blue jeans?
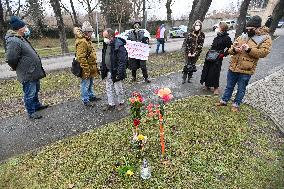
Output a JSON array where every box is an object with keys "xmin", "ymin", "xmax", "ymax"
[
  {"xmin": 81, "ymin": 78, "xmax": 96, "ymax": 103},
  {"xmin": 221, "ymin": 70, "xmax": 251, "ymax": 107},
  {"xmin": 156, "ymin": 38, "xmax": 165, "ymax": 53},
  {"xmin": 22, "ymin": 80, "xmax": 42, "ymax": 115}
]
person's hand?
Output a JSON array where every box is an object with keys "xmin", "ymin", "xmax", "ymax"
[
  {"xmin": 191, "ymin": 53, "xmax": 196, "ymax": 57},
  {"xmin": 241, "ymin": 44, "xmax": 249, "ymax": 51},
  {"xmin": 234, "ymin": 47, "xmax": 242, "ymax": 53},
  {"xmin": 188, "ymin": 53, "xmax": 192, "ymax": 57}
]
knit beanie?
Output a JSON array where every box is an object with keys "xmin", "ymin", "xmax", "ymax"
[
  {"xmin": 10, "ymin": 16, "xmax": 26, "ymax": 30},
  {"xmin": 82, "ymin": 21, "xmax": 93, "ymax": 32},
  {"xmin": 246, "ymin": 15, "xmax": 262, "ymax": 28}
]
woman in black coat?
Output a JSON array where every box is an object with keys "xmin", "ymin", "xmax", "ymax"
[{"xmin": 200, "ymin": 22, "xmax": 232, "ymax": 95}]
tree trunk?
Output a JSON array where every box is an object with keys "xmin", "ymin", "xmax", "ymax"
[
  {"xmin": 142, "ymin": 0, "xmax": 146, "ymax": 29},
  {"xmin": 27, "ymin": 0, "xmax": 45, "ymax": 38},
  {"xmin": 235, "ymin": 0, "xmax": 251, "ymax": 39},
  {"xmin": 0, "ymin": 0, "xmax": 6, "ymax": 49},
  {"xmin": 269, "ymin": 0, "xmax": 284, "ymax": 36},
  {"xmin": 70, "ymin": 0, "xmax": 79, "ymax": 26},
  {"xmin": 166, "ymin": 0, "xmax": 172, "ymax": 25},
  {"xmin": 50, "ymin": 0, "xmax": 69, "ymax": 54},
  {"xmin": 187, "ymin": 0, "xmax": 212, "ymax": 33}
]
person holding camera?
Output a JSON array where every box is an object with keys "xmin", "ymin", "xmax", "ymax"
[{"xmin": 216, "ymin": 16, "xmax": 272, "ymax": 112}]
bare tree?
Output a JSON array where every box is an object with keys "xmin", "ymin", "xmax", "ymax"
[
  {"xmin": 132, "ymin": 0, "xmax": 143, "ymax": 20},
  {"xmin": 235, "ymin": 0, "xmax": 251, "ymax": 39},
  {"xmin": 166, "ymin": 0, "xmax": 174, "ymax": 25},
  {"xmin": 0, "ymin": 0, "xmax": 6, "ymax": 48},
  {"xmin": 78, "ymin": 0, "xmax": 98, "ymax": 29},
  {"xmin": 26, "ymin": 0, "xmax": 45, "ymax": 37},
  {"xmin": 100, "ymin": 0, "xmax": 132, "ymax": 28},
  {"xmin": 69, "ymin": 0, "xmax": 79, "ymax": 26},
  {"xmin": 269, "ymin": 0, "xmax": 284, "ymax": 36},
  {"xmin": 187, "ymin": 0, "xmax": 213, "ymax": 32},
  {"xmin": 50, "ymin": 0, "xmax": 69, "ymax": 54}
]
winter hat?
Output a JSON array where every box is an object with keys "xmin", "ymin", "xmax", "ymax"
[
  {"xmin": 132, "ymin": 21, "xmax": 141, "ymax": 28},
  {"xmin": 82, "ymin": 21, "xmax": 93, "ymax": 32},
  {"xmin": 10, "ymin": 16, "xmax": 26, "ymax": 30},
  {"xmin": 246, "ymin": 15, "xmax": 262, "ymax": 28}
]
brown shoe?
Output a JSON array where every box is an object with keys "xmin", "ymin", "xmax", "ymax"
[
  {"xmin": 215, "ymin": 101, "xmax": 227, "ymax": 106},
  {"xmin": 231, "ymin": 106, "xmax": 240, "ymax": 112}
]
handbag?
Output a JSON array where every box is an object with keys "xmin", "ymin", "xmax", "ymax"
[
  {"xmin": 205, "ymin": 50, "xmax": 220, "ymax": 62},
  {"xmin": 71, "ymin": 58, "xmax": 82, "ymax": 77}
]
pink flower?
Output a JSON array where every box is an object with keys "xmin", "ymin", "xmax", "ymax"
[{"xmin": 162, "ymin": 94, "xmax": 173, "ymax": 103}]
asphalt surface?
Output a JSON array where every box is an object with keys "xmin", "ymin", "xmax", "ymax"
[
  {"xmin": 0, "ymin": 30, "xmax": 231, "ymax": 79},
  {"xmin": 0, "ymin": 30, "xmax": 283, "ymax": 162}
]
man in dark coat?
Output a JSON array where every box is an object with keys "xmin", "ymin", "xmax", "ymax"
[
  {"xmin": 5, "ymin": 16, "xmax": 48, "ymax": 119},
  {"xmin": 127, "ymin": 21, "xmax": 151, "ymax": 83},
  {"xmin": 101, "ymin": 28, "xmax": 128, "ymax": 111}
]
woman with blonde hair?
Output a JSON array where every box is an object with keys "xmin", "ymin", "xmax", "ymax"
[{"xmin": 200, "ymin": 22, "xmax": 232, "ymax": 95}]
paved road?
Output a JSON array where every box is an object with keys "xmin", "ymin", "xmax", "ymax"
[
  {"xmin": 0, "ymin": 30, "xmax": 233, "ymax": 79},
  {"xmin": 0, "ymin": 31, "xmax": 283, "ymax": 162}
]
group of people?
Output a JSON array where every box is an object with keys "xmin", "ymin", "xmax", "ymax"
[
  {"xmin": 5, "ymin": 15, "xmax": 272, "ymax": 119},
  {"xmin": 182, "ymin": 15, "xmax": 272, "ymax": 112}
]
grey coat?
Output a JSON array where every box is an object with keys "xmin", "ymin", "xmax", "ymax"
[{"xmin": 5, "ymin": 30, "xmax": 46, "ymax": 83}]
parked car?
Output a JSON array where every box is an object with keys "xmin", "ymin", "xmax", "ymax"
[
  {"xmin": 277, "ymin": 20, "xmax": 284, "ymax": 28},
  {"xmin": 117, "ymin": 29, "xmax": 151, "ymax": 41},
  {"xmin": 169, "ymin": 25, "xmax": 187, "ymax": 38},
  {"xmin": 212, "ymin": 20, "xmax": 236, "ymax": 31}
]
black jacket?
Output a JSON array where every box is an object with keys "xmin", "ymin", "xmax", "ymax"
[
  {"xmin": 101, "ymin": 37, "xmax": 128, "ymax": 82},
  {"xmin": 210, "ymin": 31, "xmax": 232, "ymax": 56}
]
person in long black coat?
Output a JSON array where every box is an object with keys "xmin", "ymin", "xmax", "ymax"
[{"xmin": 200, "ymin": 22, "xmax": 232, "ymax": 95}]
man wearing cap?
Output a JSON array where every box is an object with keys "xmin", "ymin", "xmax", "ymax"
[
  {"xmin": 74, "ymin": 21, "xmax": 100, "ymax": 107},
  {"xmin": 127, "ymin": 21, "xmax": 151, "ymax": 83},
  {"xmin": 216, "ymin": 15, "xmax": 272, "ymax": 112},
  {"xmin": 5, "ymin": 16, "xmax": 47, "ymax": 119}
]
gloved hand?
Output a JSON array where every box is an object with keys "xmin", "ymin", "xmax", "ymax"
[{"xmin": 218, "ymin": 54, "xmax": 224, "ymax": 59}]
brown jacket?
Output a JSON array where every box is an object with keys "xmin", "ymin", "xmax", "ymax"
[
  {"xmin": 74, "ymin": 27, "xmax": 99, "ymax": 79},
  {"xmin": 228, "ymin": 26, "xmax": 272, "ymax": 75}
]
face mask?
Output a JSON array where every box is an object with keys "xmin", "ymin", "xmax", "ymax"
[
  {"xmin": 104, "ymin": 38, "xmax": 110, "ymax": 44},
  {"xmin": 195, "ymin": 25, "xmax": 201, "ymax": 31},
  {"xmin": 246, "ymin": 30, "xmax": 255, "ymax": 37},
  {"xmin": 24, "ymin": 28, "xmax": 31, "ymax": 38}
]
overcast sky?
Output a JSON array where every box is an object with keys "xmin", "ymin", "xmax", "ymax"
[{"xmin": 51, "ymin": 0, "xmax": 239, "ymax": 20}]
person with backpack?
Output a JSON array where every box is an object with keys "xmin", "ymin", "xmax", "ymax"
[
  {"xmin": 101, "ymin": 28, "xmax": 128, "ymax": 111},
  {"xmin": 216, "ymin": 16, "xmax": 272, "ymax": 112},
  {"xmin": 156, "ymin": 24, "xmax": 166, "ymax": 54},
  {"xmin": 74, "ymin": 21, "xmax": 101, "ymax": 107}
]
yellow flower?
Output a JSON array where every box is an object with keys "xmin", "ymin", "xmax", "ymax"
[
  {"xmin": 126, "ymin": 170, "xmax": 134, "ymax": 176},
  {"xmin": 137, "ymin": 134, "xmax": 145, "ymax": 141}
]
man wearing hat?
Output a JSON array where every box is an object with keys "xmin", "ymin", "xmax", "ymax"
[
  {"xmin": 74, "ymin": 21, "xmax": 100, "ymax": 107},
  {"xmin": 216, "ymin": 15, "xmax": 272, "ymax": 112},
  {"xmin": 5, "ymin": 16, "xmax": 47, "ymax": 119},
  {"xmin": 127, "ymin": 21, "xmax": 151, "ymax": 83}
]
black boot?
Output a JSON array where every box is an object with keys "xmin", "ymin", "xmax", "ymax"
[{"xmin": 182, "ymin": 73, "xmax": 187, "ymax": 84}]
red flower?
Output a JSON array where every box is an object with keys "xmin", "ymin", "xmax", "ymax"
[
  {"xmin": 162, "ymin": 94, "xmax": 173, "ymax": 103},
  {"xmin": 133, "ymin": 119, "xmax": 140, "ymax": 127}
]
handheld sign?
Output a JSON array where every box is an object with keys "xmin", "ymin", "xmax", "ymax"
[{"xmin": 125, "ymin": 40, "xmax": 150, "ymax": 61}]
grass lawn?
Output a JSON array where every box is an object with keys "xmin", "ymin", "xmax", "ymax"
[
  {"xmin": 0, "ymin": 38, "xmax": 77, "ymax": 63},
  {"xmin": 0, "ymin": 50, "xmax": 199, "ymax": 118},
  {"xmin": 0, "ymin": 96, "xmax": 283, "ymax": 188}
]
